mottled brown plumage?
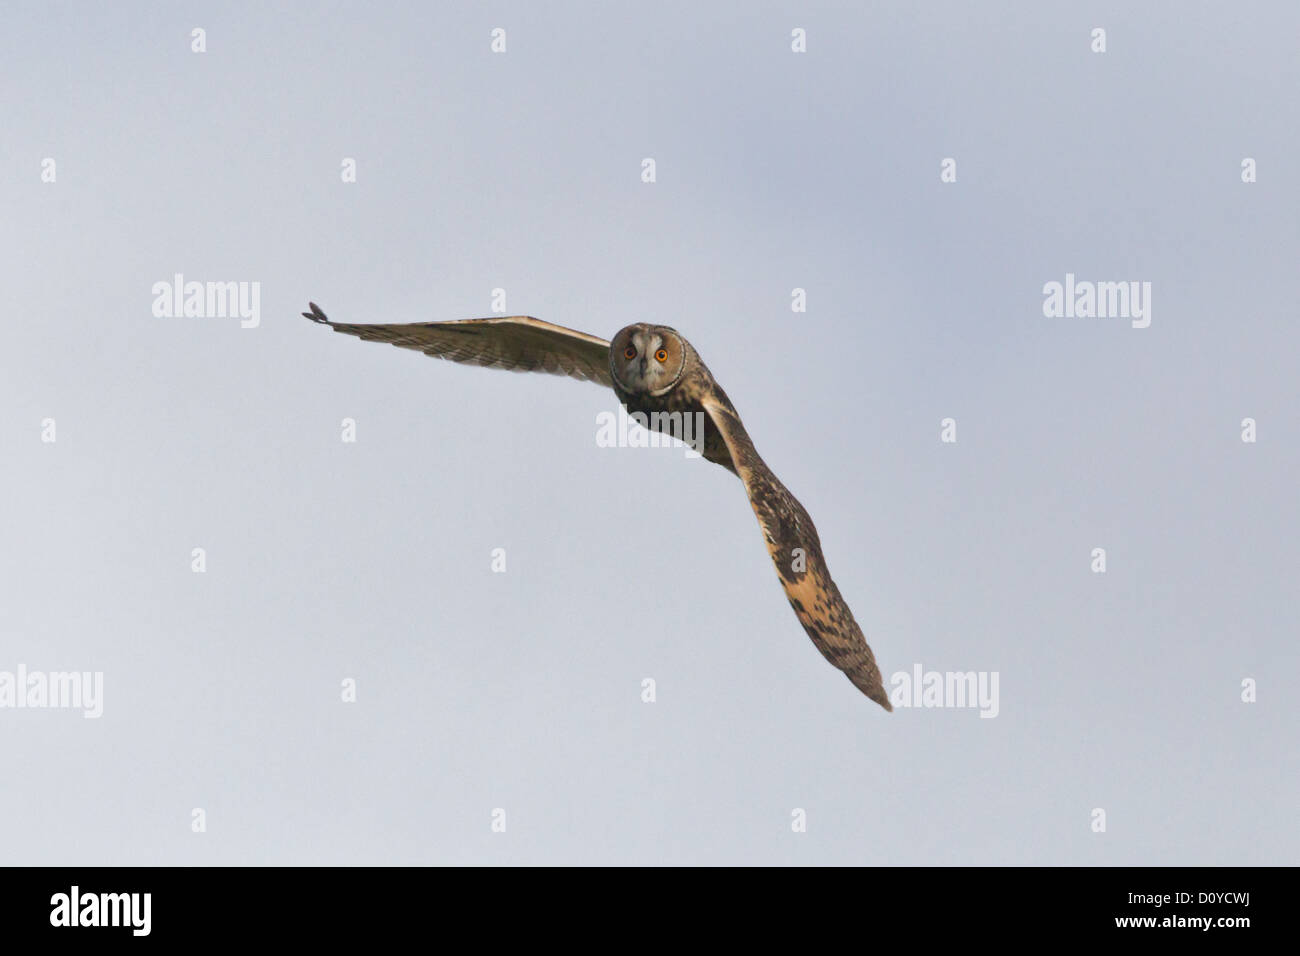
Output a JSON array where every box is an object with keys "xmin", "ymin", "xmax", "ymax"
[
  {"xmin": 701, "ymin": 394, "xmax": 891, "ymax": 710},
  {"xmin": 304, "ymin": 303, "xmax": 890, "ymax": 710},
  {"xmin": 302, "ymin": 302, "xmax": 611, "ymax": 386}
]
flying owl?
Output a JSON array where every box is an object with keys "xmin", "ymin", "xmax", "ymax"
[{"xmin": 303, "ymin": 302, "xmax": 891, "ymax": 711}]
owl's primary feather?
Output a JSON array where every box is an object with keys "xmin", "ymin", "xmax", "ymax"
[
  {"xmin": 304, "ymin": 302, "xmax": 889, "ymax": 711},
  {"xmin": 302, "ymin": 302, "xmax": 612, "ymax": 386}
]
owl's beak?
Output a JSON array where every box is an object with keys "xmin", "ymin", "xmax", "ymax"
[{"xmin": 638, "ymin": 357, "xmax": 647, "ymax": 375}]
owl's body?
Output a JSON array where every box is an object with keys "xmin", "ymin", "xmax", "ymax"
[
  {"xmin": 304, "ymin": 304, "xmax": 891, "ymax": 711},
  {"xmin": 608, "ymin": 323, "xmax": 737, "ymax": 474}
]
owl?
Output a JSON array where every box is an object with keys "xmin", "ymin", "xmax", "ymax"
[{"xmin": 304, "ymin": 303, "xmax": 891, "ymax": 711}]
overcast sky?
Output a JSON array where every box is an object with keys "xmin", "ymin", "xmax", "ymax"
[{"xmin": 1, "ymin": 1, "xmax": 1296, "ymax": 865}]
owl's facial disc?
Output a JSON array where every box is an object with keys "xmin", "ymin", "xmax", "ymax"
[{"xmin": 611, "ymin": 325, "xmax": 685, "ymax": 396}]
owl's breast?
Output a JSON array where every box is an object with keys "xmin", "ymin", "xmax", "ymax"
[{"xmin": 614, "ymin": 376, "xmax": 738, "ymax": 476}]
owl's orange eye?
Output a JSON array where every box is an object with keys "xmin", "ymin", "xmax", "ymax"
[
  {"xmin": 655, "ymin": 348, "xmax": 668, "ymax": 363},
  {"xmin": 623, "ymin": 346, "xmax": 636, "ymax": 360}
]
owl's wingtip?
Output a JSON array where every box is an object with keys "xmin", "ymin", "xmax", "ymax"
[
  {"xmin": 303, "ymin": 301, "xmax": 331, "ymax": 324},
  {"xmin": 858, "ymin": 678, "xmax": 893, "ymax": 712}
]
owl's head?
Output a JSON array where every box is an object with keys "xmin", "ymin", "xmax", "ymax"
[{"xmin": 609, "ymin": 324, "xmax": 688, "ymax": 396}]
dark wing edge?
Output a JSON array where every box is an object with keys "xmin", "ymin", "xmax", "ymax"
[
  {"xmin": 302, "ymin": 302, "xmax": 613, "ymax": 387},
  {"xmin": 702, "ymin": 395, "xmax": 892, "ymax": 711}
]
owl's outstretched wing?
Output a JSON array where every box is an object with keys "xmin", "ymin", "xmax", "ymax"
[
  {"xmin": 302, "ymin": 302, "xmax": 612, "ymax": 387},
  {"xmin": 702, "ymin": 395, "xmax": 891, "ymax": 711}
]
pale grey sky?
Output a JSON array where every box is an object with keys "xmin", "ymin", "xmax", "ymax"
[{"xmin": 1, "ymin": 1, "xmax": 1295, "ymax": 865}]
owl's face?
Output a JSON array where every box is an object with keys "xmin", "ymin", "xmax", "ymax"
[{"xmin": 609, "ymin": 324, "xmax": 687, "ymax": 396}]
